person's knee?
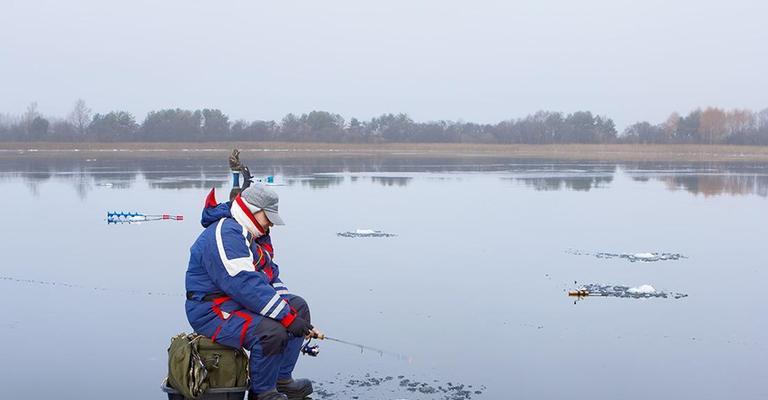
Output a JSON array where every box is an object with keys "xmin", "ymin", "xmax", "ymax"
[
  {"xmin": 288, "ymin": 295, "xmax": 311, "ymax": 323},
  {"xmin": 252, "ymin": 320, "xmax": 288, "ymax": 356}
]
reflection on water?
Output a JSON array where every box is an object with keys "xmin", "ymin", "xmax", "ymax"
[
  {"xmin": 624, "ymin": 161, "xmax": 768, "ymax": 197},
  {"xmin": 3, "ymin": 156, "xmax": 768, "ymax": 198},
  {"xmin": 370, "ymin": 176, "xmax": 413, "ymax": 187},
  {"xmin": 659, "ymin": 175, "xmax": 768, "ymax": 197},
  {"xmin": 292, "ymin": 175, "xmax": 345, "ymax": 190},
  {"xmin": 514, "ymin": 174, "xmax": 614, "ymax": 192}
]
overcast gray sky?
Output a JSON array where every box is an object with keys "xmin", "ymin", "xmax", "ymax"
[{"xmin": 1, "ymin": 0, "xmax": 766, "ymax": 129}]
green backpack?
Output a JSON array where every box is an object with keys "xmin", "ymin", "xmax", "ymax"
[{"xmin": 167, "ymin": 333, "xmax": 249, "ymax": 399}]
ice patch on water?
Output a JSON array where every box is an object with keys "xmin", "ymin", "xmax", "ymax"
[
  {"xmin": 338, "ymin": 229, "xmax": 397, "ymax": 238},
  {"xmin": 627, "ymin": 284, "xmax": 656, "ymax": 294},
  {"xmin": 313, "ymin": 373, "xmax": 485, "ymax": 400},
  {"xmin": 633, "ymin": 253, "xmax": 656, "ymax": 260},
  {"xmin": 572, "ymin": 283, "xmax": 687, "ymax": 299},
  {"xmin": 567, "ymin": 249, "xmax": 686, "ymax": 262}
]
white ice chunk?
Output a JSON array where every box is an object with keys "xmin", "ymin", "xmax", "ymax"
[
  {"xmin": 633, "ymin": 253, "xmax": 656, "ymax": 259},
  {"xmin": 627, "ymin": 284, "xmax": 656, "ymax": 294}
]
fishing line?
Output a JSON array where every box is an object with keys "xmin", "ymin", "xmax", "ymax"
[{"xmin": 302, "ymin": 334, "xmax": 413, "ymax": 362}]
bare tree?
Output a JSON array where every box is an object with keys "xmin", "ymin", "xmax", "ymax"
[
  {"xmin": 22, "ymin": 102, "xmax": 40, "ymax": 134},
  {"xmin": 758, "ymin": 108, "xmax": 768, "ymax": 130},
  {"xmin": 68, "ymin": 99, "xmax": 92, "ymax": 136},
  {"xmin": 699, "ymin": 107, "xmax": 728, "ymax": 144}
]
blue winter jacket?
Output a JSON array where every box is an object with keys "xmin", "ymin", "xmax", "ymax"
[{"xmin": 185, "ymin": 200, "xmax": 293, "ymax": 325}]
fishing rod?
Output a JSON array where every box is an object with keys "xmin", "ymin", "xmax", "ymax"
[
  {"xmin": 107, "ymin": 211, "xmax": 184, "ymax": 224},
  {"xmin": 301, "ymin": 333, "xmax": 412, "ymax": 361}
]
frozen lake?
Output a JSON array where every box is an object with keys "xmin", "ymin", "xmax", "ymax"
[{"xmin": 1, "ymin": 155, "xmax": 766, "ymax": 399}]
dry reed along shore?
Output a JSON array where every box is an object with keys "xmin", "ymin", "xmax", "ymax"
[{"xmin": 2, "ymin": 142, "xmax": 768, "ymax": 162}]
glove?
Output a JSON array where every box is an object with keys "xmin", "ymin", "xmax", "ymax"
[
  {"xmin": 240, "ymin": 165, "xmax": 254, "ymax": 190},
  {"xmin": 286, "ymin": 317, "xmax": 313, "ymax": 337}
]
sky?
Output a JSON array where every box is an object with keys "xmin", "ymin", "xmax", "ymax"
[{"xmin": 1, "ymin": 0, "xmax": 766, "ymax": 129}]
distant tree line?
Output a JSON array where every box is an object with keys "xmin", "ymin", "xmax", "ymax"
[
  {"xmin": 1, "ymin": 100, "xmax": 767, "ymax": 145},
  {"xmin": 621, "ymin": 108, "xmax": 768, "ymax": 145}
]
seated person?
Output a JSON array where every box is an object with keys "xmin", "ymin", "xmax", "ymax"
[{"xmin": 185, "ymin": 185, "xmax": 321, "ymax": 400}]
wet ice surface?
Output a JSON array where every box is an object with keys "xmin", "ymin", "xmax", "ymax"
[
  {"xmin": 575, "ymin": 283, "xmax": 688, "ymax": 299},
  {"xmin": 567, "ymin": 249, "xmax": 686, "ymax": 262},
  {"xmin": 313, "ymin": 373, "xmax": 486, "ymax": 400},
  {"xmin": 1, "ymin": 157, "xmax": 767, "ymax": 400}
]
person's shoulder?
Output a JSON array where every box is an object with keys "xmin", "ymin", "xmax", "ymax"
[{"xmin": 219, "ymin": 217, "xmax": 248, "ymax": 237}]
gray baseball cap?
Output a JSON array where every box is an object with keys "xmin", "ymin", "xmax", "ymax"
[{"xmin": 240, "ymin": 184, "xmax": 285, "ymax": 225}]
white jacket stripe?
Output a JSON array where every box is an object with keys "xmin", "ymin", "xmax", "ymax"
[
  {"xmin": 216, "ymin": 220, "xmax": 254, "ymax": 277},
  {"xmin": 269, "ymin": 300, "xmax": 287, "ymax": 318},
  {"xmin": 260, "ymin": 293, "xmax": 281, "ymax": 315}
]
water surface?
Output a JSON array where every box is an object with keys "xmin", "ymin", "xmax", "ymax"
[{"xmin": 1, "ymin": 155, "xmax": 766, "ymax": 399}]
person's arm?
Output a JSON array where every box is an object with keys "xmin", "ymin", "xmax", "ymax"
[
  {"xmin": 271, "ymin": 276, "xmax": 290, "ymax": 296},
  {"xmin": 204, "ymin": 219, "xmax": 306, "ymax": 332}
]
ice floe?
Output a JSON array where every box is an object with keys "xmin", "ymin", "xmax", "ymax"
[
  {"xmin": 567, "ymin": 249, "xmax": 686, "ymax": 262},
  {"xmin": 571, "ymin": 283, "xmax": 687, "ymax": 299},
  {"xmin": 337, "ymin": 229, "xmax": 397, "ymax": 238},
  {"xmin": 627, "ymin": 284, "xmax": 656, "ymax": 294}
]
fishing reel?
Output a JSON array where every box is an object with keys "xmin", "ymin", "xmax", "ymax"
[{"xmin": 300, "ymin": 337, "xmax": 320, "ymax": 357}]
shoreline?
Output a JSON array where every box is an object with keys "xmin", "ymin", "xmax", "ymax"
[{"xmin": 2, "ymin": 142, "xmax": 768, "ymax": 162}]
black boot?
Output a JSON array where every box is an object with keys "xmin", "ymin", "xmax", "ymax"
[
  {"xmin": 248, "ymin": 389, "xmax": 288, "ymax": 400},
  {"xmin": 276, "ymin": 378, "xmax": 313, "ymax": 400}
]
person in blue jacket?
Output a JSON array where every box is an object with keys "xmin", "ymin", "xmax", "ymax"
[{"xmin": 185, "ymin": 184, "xmax": 321, "ymax": 400}]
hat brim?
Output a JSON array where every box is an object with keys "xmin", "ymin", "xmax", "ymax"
[{"xmin": 265, "ymin": 210, "xmax": 285, "ymax": 226}]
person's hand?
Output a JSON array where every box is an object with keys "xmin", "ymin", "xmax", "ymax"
[
  {"xmin": 307, "ymin": 327, "xmax": 325, "ymax": 340},
  {"xmin": 240, "ymin": 165, "xmax": 253, "ymax": 189},
  {"xmin": 286, "ymin": 316, "xmax": 313, "ymax": 337}
]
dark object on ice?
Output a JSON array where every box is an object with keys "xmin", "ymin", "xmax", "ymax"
[
  {"xmin": 166, "ymin": 333, "xmax": 249, "ymax": 399},
  {"xmin": 337, "ymin": 230, "xmax": 397, "ymax": 238},
  {"xmin": 323, "ymin": 373, "xmax": 484, "ymax": 399},
  {"xmin": 161, "ymin": 379, "xmax": 246, "ymax": 400}
]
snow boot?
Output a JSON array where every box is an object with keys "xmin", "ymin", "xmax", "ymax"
[
  {"xmin": 248, "ymin": 389, "xmax": 288, "ymax": 400},
  {"xmin": 276, "ymin": 378, "xmax": 314, "ymax": 399}
]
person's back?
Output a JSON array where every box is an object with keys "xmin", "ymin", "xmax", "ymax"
[{"xmin": 185, "ymin": 201, "xmax": 231, "ymax": 298}]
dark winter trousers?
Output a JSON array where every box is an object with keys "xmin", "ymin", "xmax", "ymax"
[{"xmin": 185, "ymin": 294, "xmax": 310, "ymax": 394}]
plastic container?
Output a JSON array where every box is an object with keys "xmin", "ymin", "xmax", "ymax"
[{"xmin": 161, "ymin": 379, "xmax": 247, "ymax": 400}]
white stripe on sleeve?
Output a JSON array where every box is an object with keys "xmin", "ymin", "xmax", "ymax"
[
  {"xmin": 268, "ymin": 300, "xmax": 287, "ymax": 318},
  {"xmin": 260, "ymin": 293, "xmax": 281, "ymax": 315}
]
